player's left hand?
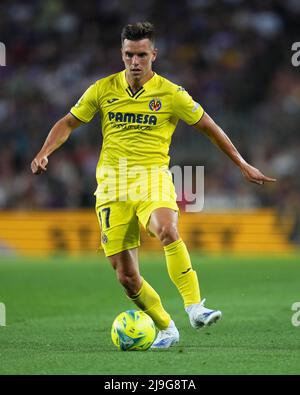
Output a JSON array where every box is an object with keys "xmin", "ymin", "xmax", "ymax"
[
  {"xmin": 31, "ymin": 156, "xmax": 48, "ymax": 175},
  {"xmin": 240, "ymin": 163, "xmax": 277, "ymax": 185}
]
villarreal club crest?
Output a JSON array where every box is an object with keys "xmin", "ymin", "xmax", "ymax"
[{"xmin": 149, "ymin": 99, "xmax": 162, "ymax": 112}]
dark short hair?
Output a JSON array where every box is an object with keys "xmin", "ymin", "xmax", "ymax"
[{"xmin": 121, "ymin": 22, "xmax": 155, "ymax": 46}]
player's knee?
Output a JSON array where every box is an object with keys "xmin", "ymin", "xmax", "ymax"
[{"xmin": 157, "ymin": 223, "xmax": 179, "ymax": 246}]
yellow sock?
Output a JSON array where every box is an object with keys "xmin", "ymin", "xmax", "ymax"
[
  {"xmin": 129, "ymin": 278, "xmax": 171, "ymax": 330},
  {"xmin": 164, "ymin": 239, "xmax": 201, "ymax": 307}
]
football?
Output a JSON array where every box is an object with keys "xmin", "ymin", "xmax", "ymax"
[{"xmin": 111, "ymin": 310, "xmax": 156, "ymax": 351}]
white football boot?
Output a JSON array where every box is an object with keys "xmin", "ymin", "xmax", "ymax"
[
  {"xmin": 186, "ymin": 298, "xmax": 222, "ymax": 329},
  {"xmin": 151, "ymin": 320, "xmax": 179, "ymax": 349}
]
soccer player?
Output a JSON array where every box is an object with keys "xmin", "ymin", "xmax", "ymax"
[{"xmin": 31, "ymin": 22, "xmax": 276, "ymax": 349}]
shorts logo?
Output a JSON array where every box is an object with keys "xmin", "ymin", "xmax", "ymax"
[
  {"xmin": 101, "ymin": 233, "xmax": 108, "ymax": 244},
  {"xmin": 149, "ymin": 99, "xmax": 162, "ymax": 112}
]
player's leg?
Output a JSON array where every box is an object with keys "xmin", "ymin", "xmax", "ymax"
[
  {"xmin": 96, "ymin": 199, "xmax": 178, "ymax": 347},
  {"xmin": 108, "ymin": 247, "xmax": 141, "ymax": 296},
  {"xmin": 138, "ymin": 170, "xmax": 201, "ymax": 308},
  {"xmin": 149, "ymin": 207, "xmax": 222, "ymax": 329},
  {"xmin": 107, "ymin": 247, "xmax": 173, "ymax": 331},
  {"xmin": 148, "ymin": 208, "xmax": 201, "ymax": 307}
]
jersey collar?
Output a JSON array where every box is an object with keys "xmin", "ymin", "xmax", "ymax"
[{"xmin": 121, "ymin": 70, "xmax": 157, "ymax": 99}]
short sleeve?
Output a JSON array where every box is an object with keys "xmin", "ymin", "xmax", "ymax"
[
  {"xmin": 70, "ymin": 83, "xmax": 99, "ymax": 123},
  {"xmin": 172, "ymin": 86, "xmax": 204, "ymax": 125}
]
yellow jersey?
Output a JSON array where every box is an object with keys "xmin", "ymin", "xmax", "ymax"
[
  {"xmin": 70, "ymin": 70, "xmax": 204, "ymax": 203},
  {"xmin": 70, "ymin": 70, "xmax": 203, "ymax": 172}
]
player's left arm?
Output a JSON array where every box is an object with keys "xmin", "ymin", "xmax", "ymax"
[{"xmin": 194, "ymin": 112, "xmax": 276, "ymax": 185}]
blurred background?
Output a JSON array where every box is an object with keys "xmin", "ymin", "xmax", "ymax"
[{"xmin": 0, "ymin": 0, "xmax": 300, "ymax": 255}]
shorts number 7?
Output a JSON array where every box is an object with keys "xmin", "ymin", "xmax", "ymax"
[{"xmin": 99, "ymin": 207, "xmax": 111, "ymax": 229}]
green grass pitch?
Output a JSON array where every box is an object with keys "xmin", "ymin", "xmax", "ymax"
[{"xmin": 0, "ymin": 253, "xmax": 299, "ymax": 375}]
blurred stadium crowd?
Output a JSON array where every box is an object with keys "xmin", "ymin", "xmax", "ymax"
[{"xmin": 0, "ymin": 0, "xmax": 300, "ymax": 241}]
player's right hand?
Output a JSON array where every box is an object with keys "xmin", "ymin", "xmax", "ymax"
[{"xmin": 31, "ymin": 156, "xmax": 48, "ymax": 175}]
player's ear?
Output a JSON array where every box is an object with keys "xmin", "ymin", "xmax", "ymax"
[
  {"xmin": 152, "ymin": 48, "xmax": 158, "ymax": 62},
  {"xmin": 121, "ymin": 47, "xmax": 126, "ymax": 63}
]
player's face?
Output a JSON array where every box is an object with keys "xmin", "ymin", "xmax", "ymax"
[{"xmin": 121, "ymin": 39, "xmax": 157, "ymax": 82}]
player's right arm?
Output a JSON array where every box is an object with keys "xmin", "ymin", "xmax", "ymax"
[
  {"xmin": 31, "ymin": 82, "xmax": 99, "ymax": 175},
  {"xmin": 31, "ymin": 113, "xmax": 82, "ymax": 175}
]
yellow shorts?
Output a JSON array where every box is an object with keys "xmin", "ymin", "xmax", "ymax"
[{"xmin": 95, "ymin": 169, "xmax": 179, "ymax": 257}]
